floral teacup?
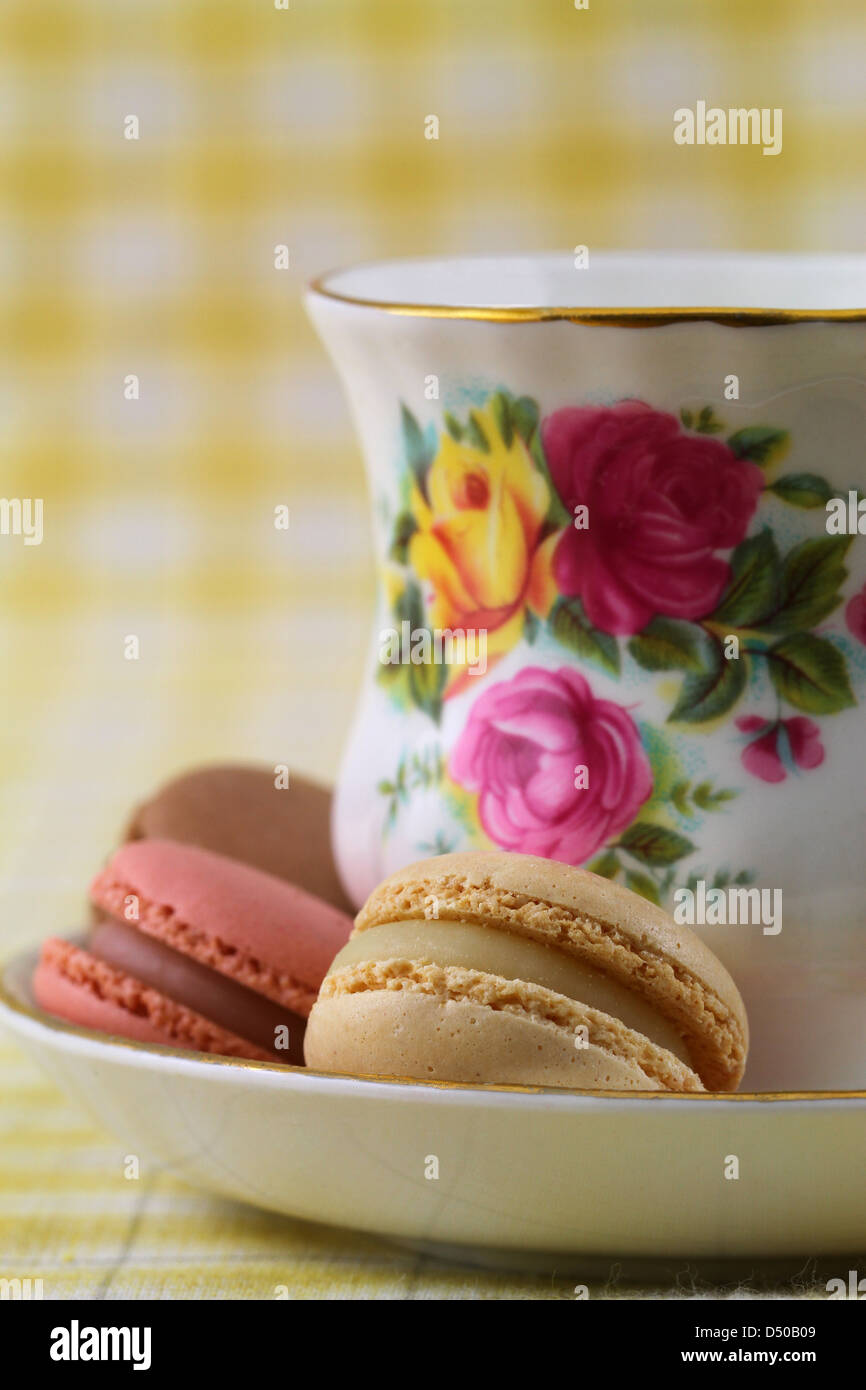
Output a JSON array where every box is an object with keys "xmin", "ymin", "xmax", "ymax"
[{"xmin": 307, "ymin": 252, "xmax": 866, "ymax": 1089}]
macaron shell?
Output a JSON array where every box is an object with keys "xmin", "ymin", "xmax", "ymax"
[
  {"xmin": 91, "ymin": 839, "xmax": 353, "ymax": 1014},
  {"xmin": 353, "ymin": 851, "xmax": 748, "ymax": 1091},
  {"xmin": 304, "ymin": 985, "xmax": 702, "ymax": 1091},
  {"xmin": 125, "ymin": 764, "xmax": 354, "ymax": 914},
  {"xmin": 34, "ymin": 938, "xmax": 274, "ymax": 1063}
]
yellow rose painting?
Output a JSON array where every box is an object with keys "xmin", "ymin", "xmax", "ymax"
[{"xmin": 395, "ymin": 393, "xmax": 560, "ymax": 699}]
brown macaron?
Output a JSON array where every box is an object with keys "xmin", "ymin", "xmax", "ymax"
[
  {"xmin": 304, "ymin": 851, "xmax": 749, "ymax": 1092},
  {"xmin": 125, "ymin": 764, "xmax": 353, "ymax": 914}
]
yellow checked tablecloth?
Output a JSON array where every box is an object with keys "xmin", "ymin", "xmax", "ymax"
[{"xmin": 1, "ymin": 0, "xmax": 864, "ymax": 1299}]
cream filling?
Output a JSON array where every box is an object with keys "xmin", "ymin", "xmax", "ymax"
[{"xmin": 331, "ymin": 920, "xmax": 690, "ymax": 1065}]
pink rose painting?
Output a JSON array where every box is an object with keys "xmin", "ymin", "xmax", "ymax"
[
  {"xmin": 449, "ymin": 666, "xmax": 652, "ymax": 864},
  {"xmin": 543, "ymin": 401, "xmax": 764, "ymax": 636}
]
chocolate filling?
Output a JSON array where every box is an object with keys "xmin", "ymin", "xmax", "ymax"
[{"xmin": 89, "ymin": 917, "xmax": 305, "ymax": 1064}]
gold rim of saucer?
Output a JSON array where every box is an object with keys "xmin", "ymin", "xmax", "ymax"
[
  {"xmin": 308, "ymin": 271, "xmax": 866, "ymax": 327},
  {"xmin": 2, "ymin": 954, "xmax": 864, "ymax": 1102}
]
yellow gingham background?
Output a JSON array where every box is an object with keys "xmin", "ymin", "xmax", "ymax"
[{"xmin": 1, "ymin": 0, "xmax": 864, "ymax": 1300}]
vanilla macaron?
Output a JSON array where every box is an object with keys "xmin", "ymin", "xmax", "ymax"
[{"xmin": 303, "ymin": 851, "xmax": 748, "ymax": 1091}]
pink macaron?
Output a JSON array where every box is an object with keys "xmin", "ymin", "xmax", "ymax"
[{"xmin": 34, "ymin": 839, "xmax": 354, "ymax": 1064}]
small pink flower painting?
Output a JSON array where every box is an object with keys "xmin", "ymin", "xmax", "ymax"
[
  {"xmin": 846, "ymin": 583, "xmax": 866, "ymax": 644},
  {"xmin": 736, "ymin": 715, "xmax": 825, "ymax": 784}
]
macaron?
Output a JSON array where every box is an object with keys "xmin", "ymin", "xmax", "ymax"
[
  {"xmin": 124, "ymin": 764, "xmax": 353, "ymax": 914},
  {"xmin": 304, "ymin": 851, "xmax": 749, "ymax": 1091},
  {"xmin": 34, "ymin": 840, "xmax": 353, "ymax": 1064}
]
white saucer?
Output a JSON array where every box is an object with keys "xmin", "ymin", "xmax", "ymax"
[{"xmin": 2, "ymin": 946, "xmax": 864, "ymax": 1260}]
